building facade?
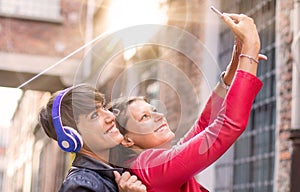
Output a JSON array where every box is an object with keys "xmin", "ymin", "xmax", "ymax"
[
  {"xmin": 0, "ymin": 0, "xmax": 87, "ymax": 191},
  {"xmin": 212, "ymin": 0, "xmax": 300, "ymax": 192}
]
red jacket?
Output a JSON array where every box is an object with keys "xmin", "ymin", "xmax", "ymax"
[{"xmin": 129, "ymin": 70, "xmax": 263, "ymax": 192}]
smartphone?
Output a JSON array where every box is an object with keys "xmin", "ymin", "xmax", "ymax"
[{"xmin": 210, "ymin": 6, "xmax": 223, "ymax": 17}]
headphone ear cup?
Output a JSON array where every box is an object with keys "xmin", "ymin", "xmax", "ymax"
[
  {"xmin": 58, "ymin": 127, "xmax": 83, "ymax": 153},
  {"xmin": 65, "ymin": 126, "xmax": 83, "ymax": 152}
]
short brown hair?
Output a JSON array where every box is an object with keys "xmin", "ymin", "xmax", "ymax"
[
  {"xmin": 107, "ymin": 96, "xmax": 147, "ymax": 135},
  {"xmin": 39, "ymin": 84, "xmax": 105, "ymax": 141}
]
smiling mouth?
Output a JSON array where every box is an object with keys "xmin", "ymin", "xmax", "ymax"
[
  {"xmin": 154, "ymin": 123, "xmax": 167, "ymax": 132},
  {"xmin": 104, "ymin": 125, "xmax": 117, "ymax": 134}
]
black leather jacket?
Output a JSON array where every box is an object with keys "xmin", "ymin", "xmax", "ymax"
[{"xmin": 59, "ymin": 154, "xmax": 123, "ymax": 192}]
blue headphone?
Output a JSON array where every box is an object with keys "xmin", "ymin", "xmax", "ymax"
[{"xmin": 52, "ymin": 86, "xmax": 83, "ymax": 153}]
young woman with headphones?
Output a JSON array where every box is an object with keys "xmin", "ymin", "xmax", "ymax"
[{"xmin": 39, "ymin": 84, "xmax": 146, "ymax": 192}]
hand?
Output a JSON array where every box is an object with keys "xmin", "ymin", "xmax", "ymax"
[
  {"xmin": 221, "ymin": 13, "xmax": 260, "ymax": 57},
  {"xmin": 114, "ymin": 171, "xmax": 147, "ymax": 192}
]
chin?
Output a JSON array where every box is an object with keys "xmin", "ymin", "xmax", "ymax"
[
  {"xmin": 111, "ymin": 135, "xmax": 123, "ymax": 145},
  {"xmin": 167, "ymin": 130, "xmax": 175, "ymax": 139}
]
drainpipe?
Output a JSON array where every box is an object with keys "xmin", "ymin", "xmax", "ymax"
[
  {"xmin": 290, "ymin": 0, "xmax": 300, "ymax": 192},
  {"xmin": 83, "ymin": 0, "xmax": 96, "ymax": 80}
]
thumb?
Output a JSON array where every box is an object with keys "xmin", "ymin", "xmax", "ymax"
[
  {"xmin": 258, "ymin": 54, "xmax": 268, "ymax": 61},
  {"xmin": 221, "ymin": 13, "xmax": 236, "ymax": 30},
  {"xmin": 113, "ymin": 171, "xmax": 121, "ymax": 183},
  {"xmin": 221, "ymin": 13, "xmax": 244, "ymax": 41}
]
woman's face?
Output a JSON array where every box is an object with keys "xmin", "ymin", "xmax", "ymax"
[
  {"xmin": 77, "ymin": 105, "xmax": 124, "ymax": 152},
  {"xmin": 124, "ymin": 100, "xmax": 175, "ymax": 149}
]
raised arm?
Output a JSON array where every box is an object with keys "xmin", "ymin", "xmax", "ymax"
[
  {"xmin": 180, "ymin": 39, "xmax": 242, "ymax": 143},
  {"xmin": 181, "ymin": 12, "xmax": 268, "ymax": 143},
  {"xmin": 129, "ymin": 13, "xmax": 264, "ymax": 190}
]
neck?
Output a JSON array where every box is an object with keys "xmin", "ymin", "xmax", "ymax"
[
  {"xmin": 79, "ymin": 147, "xmax": 110, "ymax": 164},
  {"xmin": 129, "ymin": 146, "xmax": 144, "ymax": 154},
  {"xmin": 131, "ymin": 140, "xmax": 172, "ymax": 153}
]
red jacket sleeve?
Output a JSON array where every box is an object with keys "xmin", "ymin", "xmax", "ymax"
[
  {"xmin": 180, "ymin": 91, "xmax": 224, "ymax": 144},
  {"xmin": 129, "ymin": 70, "xmax": 263, "ymax": 189}
]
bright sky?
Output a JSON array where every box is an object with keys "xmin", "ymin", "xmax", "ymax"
[
  {"xmin": 107, "ymin": 0, "xmax": 168, "ymax": 32},
  {"xmin": 0, "ymin": 86, "xmax": 23, "ymax": 127},
  {"xmin": 106, "ymin": 0, "xmax": 168, "ymax": 60}
]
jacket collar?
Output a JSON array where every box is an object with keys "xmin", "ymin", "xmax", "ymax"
[{"xmin": 72, "ymin": 153, "xmax": 124, "ymax": 180}]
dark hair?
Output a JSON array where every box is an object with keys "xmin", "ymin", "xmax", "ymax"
[
  {"xmin": 107, "ymin": 96, "xmax": 147, "ymax": 135},
  {"xmin": 107, "ymin": 96, "xmax": 147, "ymax": 167},
  {"xmin": 38, "ymin": 84, "xmax": 105, "ymax": 141}
]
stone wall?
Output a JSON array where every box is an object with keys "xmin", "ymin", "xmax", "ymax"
[
  {"xmin": 0, "ymin": 0, "xmax": 86, "ymax": 58},
  {"xmin": 275, "ymin": 0, "xmax": 294, "ymax": 191}
]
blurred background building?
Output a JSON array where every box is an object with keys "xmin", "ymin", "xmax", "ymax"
[{"xmin": 0, "ymin": 0, "xmax": 299, "ymax": 192}]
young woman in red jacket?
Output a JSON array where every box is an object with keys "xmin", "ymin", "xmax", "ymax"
[{"xmin": 108, "ymin": 13, "xmax": 266, "ymax": 192}]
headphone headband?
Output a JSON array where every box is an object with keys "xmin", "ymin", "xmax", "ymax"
[
  {"xmin": 52, "ymin": 85, "xmax": 83, "ymax": 153},
  {"xmin": 52, "ymin": 87, "xmax": 72, "ymax": 136}
]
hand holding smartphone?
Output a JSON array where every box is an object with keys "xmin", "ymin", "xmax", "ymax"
[{"xmin": 210, "ymin": 6, "xmax": 268, "ymax": 61}]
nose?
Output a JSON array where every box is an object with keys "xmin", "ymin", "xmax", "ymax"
[
  {"xmin": 103, "ymin": 109, "xmax": 116, "ymax": 123},
  {"xmin": 151, "ymin": 111, "xmax": 164, "ymax": 122}
]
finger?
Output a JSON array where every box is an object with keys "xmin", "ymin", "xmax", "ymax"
[
  {"xmin": 224, "ymin": 13, "xmax": 248, "ymax": 22},
  {"xmin": 134, "ymin": 180, "xmax": 147, "ymax": 191},
  {"xmin": 223, "ymin": 13, "xmax": 241, "ymax": 22},
  {"xmin": 132, "ymin": 182, "xmax": 147, "ymax": 192},
  {"xmin": 134, "ymin": 180, "xmax": 142, "ymax": 185},
  {"xmin": 116, "ymin": 171, "xmax": 131, "ymax": 190},
  {"xmin": 127, "ymin": 175, "xmax": 138, "ymax": 184},
  {"xmin": 119, "ymin": 171, "xmax": 131, "ymax": 183},
  {"xmin": 140, "ymin": 184, "xmax": 147, "ymax": 191},
  {"xmin": 113, "ymin": 171, "xmax": 121, "ymax": 183},
  {"xmin": 221, "ymin": 13, "xmax": 238, "ymax": 30},
  {"xmin": 258, "ymin": 54, "xmax": 268, "ymax": 61},
  {"xmin": 221, "ymin": 14, "xmax": 242, "ymax": 34}
]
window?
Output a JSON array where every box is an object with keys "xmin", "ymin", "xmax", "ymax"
[
  {"xmin": 215, "ymin": 0, "xmax": 276, "ymax": 192},
  {"xmin": 0, "ymin": 0, "xmax": 62, "ymax": 23},
  {"xmin": 0, "ymin": 171, "xmax": 3, "ymax": 191}
]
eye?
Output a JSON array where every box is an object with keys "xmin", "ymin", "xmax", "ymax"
[
  {"xmin": 112, "ymin": 108, "xmax": 120, "ymax": 117},
  {"xmin": 90, "ymin": 111, "xmax": 99, "ymax": 120},
  {"xmin": 140, "ymin": 113, "xmax": 151, "ymax": 121}
]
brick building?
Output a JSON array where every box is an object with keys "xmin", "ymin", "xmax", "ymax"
[
  {"xmin": 0, "ymin": 0, "xmax": 88, "ymax": 191},
  {"xmin": 212, "ymin": 0, "xmax": 300, "ymax": 192},
  {"xmin": 0, "ymin": 0, "xmax": 86, "ymax": 91}
]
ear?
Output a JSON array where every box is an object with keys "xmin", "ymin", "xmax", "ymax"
[{"xmin": 121, "ymin": 135, "xmax": 135, "ymax": 147}]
